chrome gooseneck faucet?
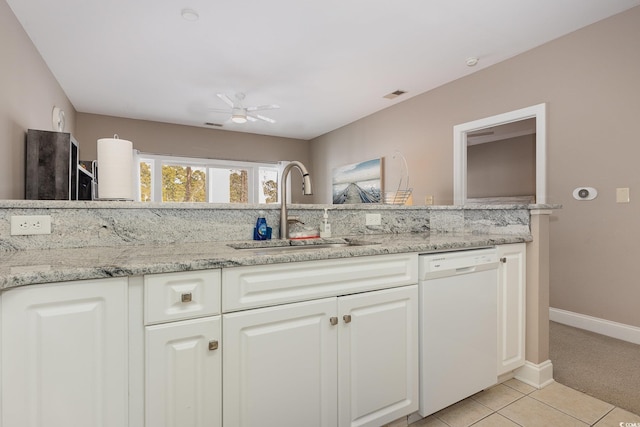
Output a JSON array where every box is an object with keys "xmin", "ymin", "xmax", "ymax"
[{"xmin": 280, "ymin": 161, "xmax": 313, "ymax": 239}]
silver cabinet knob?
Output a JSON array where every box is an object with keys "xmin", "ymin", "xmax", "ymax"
[
  {"xmin": 329, "ymin": 317, "xmax": 338, "ymax": 326},
  {"xmin": 500, "ymin": 257, "xmax": 507, "ymax": 263},
  {"xmin": 343, "ymin": 314, "xmax": 352, "ymax": 323},
  {"xmin": 181, "ymin": 292, "xmax": 192, "ymax": 303},
  {"xmin": 209, "ymin": 340, "xmax": 219, "ymax": 351}
]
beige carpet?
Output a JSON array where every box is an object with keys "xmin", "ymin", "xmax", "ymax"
[{"xmin": 549, "ymin": 321, "xmax": 640, "ymax": 416}]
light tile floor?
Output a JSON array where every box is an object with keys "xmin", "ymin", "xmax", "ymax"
[{"xmin": 405, "ymin": 379, "xmax": 640, "ymax": 427}]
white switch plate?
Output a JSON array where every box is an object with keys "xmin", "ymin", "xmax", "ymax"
[
  {"xmin": 10, "ymin": 215, "xmax": 52, "ymax": 235},
  {"xmin": 365, "ymin": 213, "xmax": 381, "ymax": 226},
  {"xmin": 616, "ymin": 188, "xmax": 630, "ymax": 203}
]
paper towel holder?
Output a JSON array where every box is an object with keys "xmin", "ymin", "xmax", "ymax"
[
  {"xmin": 94, "ymin": 134, "xmax": 135, "ymax": 201},
  {"xmin": 92, "ymin": 134, "xmax": 120, "ymax": 200}
]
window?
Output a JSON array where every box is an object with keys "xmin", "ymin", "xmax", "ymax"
[{"xmin": 135, "ymin": 152, "xmax": 281, "ymax": 204}]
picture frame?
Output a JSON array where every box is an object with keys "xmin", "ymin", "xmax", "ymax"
[{"xmin": 332, "ymin": 158, "xmax": 382, "ymax": 204}]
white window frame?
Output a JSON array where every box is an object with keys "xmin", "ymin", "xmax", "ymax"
[
  {"xmin": 453, "ymin": 103, "xmax": 547, "ymax": 205},
  {"xmin": 135, "ymin": 151, "xmax": 283, "ymax": 204}
]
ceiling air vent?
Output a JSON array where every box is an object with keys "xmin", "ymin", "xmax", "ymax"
[
  {"xmin": 383, "ymin": 90, "xmax": 407, "ymax": 100},
  {"xmin": 205, "ymin": 122, "xmax": 224, "ymax": 127}
]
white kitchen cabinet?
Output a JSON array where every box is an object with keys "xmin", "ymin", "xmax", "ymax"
[
  {"xmin": 1, "ymin": 278, "xmax": 129, "ymax": 427},
  {"xmin": 223, "ymin": 297, "xmax": 338, "ymax": 427},
  {"xmin": 145, "ymin": 316, "xmax": 221, "ymax": 427},
  {"xmin": 338, "ymin": 285, "xmax": 419, "ymax": 427},
  {"xmin": 223, "ymin": 285, "xmax": 418, "ymax": 427},
  {"xmin": 143, "ymin": 269, "xmax": 222, "ymax": 427},
  {"xmin": 497, "ymin": 243, "xmax": 526, "ymax": 376}
]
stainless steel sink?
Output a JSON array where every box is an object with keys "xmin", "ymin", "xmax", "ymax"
[{"xmin": 228, "ymin": 240, "xmax": 380, "ymax": 255}]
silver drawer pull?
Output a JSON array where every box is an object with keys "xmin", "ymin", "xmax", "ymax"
[
  {"xmin": 343, "ymin": 314, "xmax": 352, "ymax": 324},
  {"xmin": 181, "ymin": 292, "xmax": 193, "ymax": 303},
  {"xmin": 329, "ymin": 317, "xmax": 338, "ymax": 326},
  {"xmin": 209, "ymin": 340, "xmax": 218, "ymax": 351}
]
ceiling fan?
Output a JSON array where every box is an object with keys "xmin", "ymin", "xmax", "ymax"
[{"xmin": 209, "ymin": 93, "xmax": 279, "ymax": 124}]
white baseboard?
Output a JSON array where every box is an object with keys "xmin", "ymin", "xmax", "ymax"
[
  {"xmin": 514, "ymin": 360, "xmax": 554, "ymax": 389},
  {"xmin": 549, "ymin": 307, "xmax": 640, "ymax": 345}
]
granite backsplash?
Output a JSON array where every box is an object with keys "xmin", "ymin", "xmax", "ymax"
[{"xmin": 0, "ymin": 200, "xmax": 545, "ymax": 252}]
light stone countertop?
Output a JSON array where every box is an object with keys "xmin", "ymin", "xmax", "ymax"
[{"xmin": 0, "ymin": 232, "xmax": 530, "ymax": 290}]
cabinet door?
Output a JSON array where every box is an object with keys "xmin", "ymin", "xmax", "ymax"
[
  {"xmin": 223, "ymin": 298, "xmax": 337, "ymax": 427},
  {"xmin": 145, "ymin": 316, "xmax": 221, "ymax": 427},
  {"xmin": 1, "ymin": 278, "xmax": 128, "ymax": 427},
  {"xmin": 338, "ymin": 285, "xmax": 419, "ymax": 427},
  {"xmin": 497, "ymin": 243, "xmax": 527, "ymax": 375}
]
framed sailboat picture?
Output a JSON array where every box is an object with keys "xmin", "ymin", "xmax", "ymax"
[{"xmin": 332, "ymin": 158, "xmax": 382, "ymax": 204}]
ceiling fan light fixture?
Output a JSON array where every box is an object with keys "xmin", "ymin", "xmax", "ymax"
[
  {"xmin": 181, "ymin": 8, "xmax": 199, "ymax": 21},
  {"xmin": 231, "ymin": 108, "xmax": 247, "ymax": 123},
  {"xmin": 214, "ymin": 93, "xmax": 278, "ymax": 124}
]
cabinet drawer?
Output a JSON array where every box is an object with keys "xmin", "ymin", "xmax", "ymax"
[
  {"xmin": 222, "ymin": 253, "xmax": 418, "ymax": 312},
  {"xmin": 145, "ymin": 270, "xmax": 221, "ymax": 325}
]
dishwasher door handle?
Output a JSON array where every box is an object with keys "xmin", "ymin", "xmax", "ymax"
[{"xmin": 455, "ymin": 266, "xmax": 476, "ymax": 274}]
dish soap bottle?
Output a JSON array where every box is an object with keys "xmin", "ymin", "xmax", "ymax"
[
  {"xmin": 320, "ymin": 208, "xmax": 332, "ymax": 238},
  {"xmin": 254, "ymin": 210, "xmax": 268, "ymax": 240}
]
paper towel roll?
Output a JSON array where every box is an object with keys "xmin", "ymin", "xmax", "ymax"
[{"xmin": 97, "ymin": 136, "xmax": 134, "ymax": 200}]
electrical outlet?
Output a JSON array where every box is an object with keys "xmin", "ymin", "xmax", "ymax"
[
  {"xmin": 365, "ymin": 213, "xmax": 381, "ymax": 226},
  {"xmin": 10, "ymin": 215, "xmax": 52, "ymax": 235}
]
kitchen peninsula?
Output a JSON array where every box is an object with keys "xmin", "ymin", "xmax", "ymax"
[{"xmin": 0, "ymin": 201, "xmax": 555, "ymax": 427}]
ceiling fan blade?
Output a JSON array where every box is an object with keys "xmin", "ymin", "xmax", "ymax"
[
  {"xmin": 246, "ymin": 115, "xmax": 258, "ymax": 122},
  {"xmin": 207, "ymin": 108, "xmax": 231, "ymax": 114},
  {"xmin": 246, "ymin": 104, "xmax": 280, "ymax": 112},
  {"xmin": 249, "ymin": 114, "xmax": 276, "ymax": 124},
  {"xmin": 216, "ymin": 93, "xmax": 235, "ymax": 108}
]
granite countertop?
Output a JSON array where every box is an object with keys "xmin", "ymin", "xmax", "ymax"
[{"xmin": 0, "ymin": 232, "xmax": 531, "ymax": 290}]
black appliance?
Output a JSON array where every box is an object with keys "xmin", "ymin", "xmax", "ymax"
[{"xmin": 25, "ymin": 129, "xmax": 93, "ymax": 200}]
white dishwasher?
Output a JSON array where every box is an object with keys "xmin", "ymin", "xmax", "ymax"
[{"xmin": 418, "ymin": 248, "xmax": 499, "ymax": 417}]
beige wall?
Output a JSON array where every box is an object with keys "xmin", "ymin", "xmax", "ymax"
[
  {"xmin": 75, "ymin": 113, "xmax": 309, "ymax": 164},
  {"xmin": 310, "ymin": 6, "xmax": 640, "ymax": 327},
  {"xmin": 467, "ymin": 135, "xmax": 536, "ymax": 199},
  {"xmin": 0, "ymin": 0, "xmax": 77, "ymax": 199},
  {"xmin": 74, "ymin": 113, "xmax": 311, "ymax": 203}
]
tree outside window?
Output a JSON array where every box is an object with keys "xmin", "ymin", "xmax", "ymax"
[
  {"xmin": 140, "ymin": 162, "xmax": 152, "ymax": 202},
  {"xmin": 162, "ymin": 165, "xmax": 206, "ymax": 202}
]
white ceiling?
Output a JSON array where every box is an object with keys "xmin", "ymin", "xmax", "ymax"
[{"xmin": 8, "ymin": 0, "xmax": 640, "ymax": 140}]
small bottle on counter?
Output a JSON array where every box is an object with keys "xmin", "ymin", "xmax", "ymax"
[
  {"xmin": 320, "ymin": 208, "xmax": 332, "ymax": 238},
  {"xmin": 254, "ymin": 210, "xmax": 270, "ymax": 240}
]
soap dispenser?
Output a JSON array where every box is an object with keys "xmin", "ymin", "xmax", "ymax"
[
  {"xmin": 320, "ymin": 208, "xmax": 332, "ymax": 238},
  {"xmin": 254, "ymin": 210, "xmax": 270, "ymax": 240}
]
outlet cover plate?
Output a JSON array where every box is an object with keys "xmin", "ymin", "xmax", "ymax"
[
  {"xmin": 616, "ymin": 188, "xmax": 630, "ymax": 203},
  {"xmin": 365, "ymin": 213, "xmax": 381, "ymax": 226},
  {"xmin": 10, "ymin": 215, "xmax": 52, "ymax": 235}
]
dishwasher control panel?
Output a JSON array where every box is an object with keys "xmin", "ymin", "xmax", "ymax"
[{"xmin": 419, "ymin": 247, "xmax": 498, "ymax": 278}]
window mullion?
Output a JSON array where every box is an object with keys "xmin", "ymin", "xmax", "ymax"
[{"xmin": 152, "ymin": 159, "xmax": 163, "ymax": 202}]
